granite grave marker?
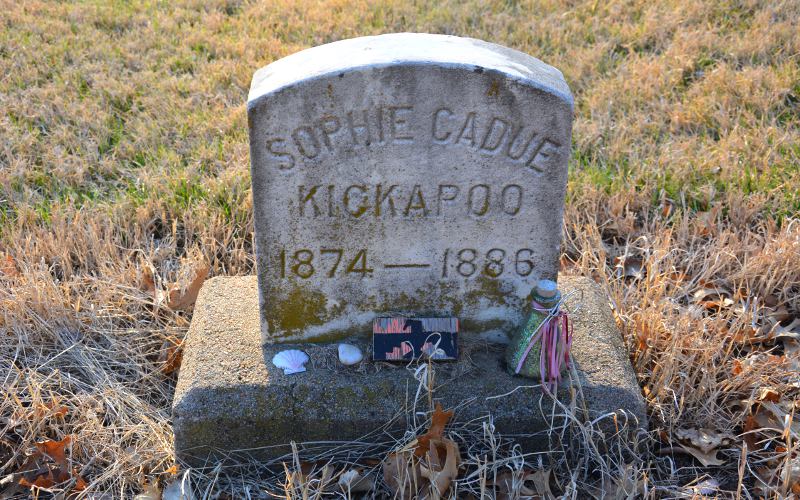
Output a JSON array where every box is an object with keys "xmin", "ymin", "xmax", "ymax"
[
  {"xmin": 247, "ymin": 33, "xmax": 573, "ymax": 342},
  {"xmin": 173, "ymin": 34, "xmax": 646, "ymax": 464}
]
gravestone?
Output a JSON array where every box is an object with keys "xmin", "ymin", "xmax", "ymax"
[
  {"xmin": 173, "ymin": 34, "xmax": 646, "ymax": 465},
  {"xmin": 247, "ymin": 33, "xmax": 572, "ymax": 342}
]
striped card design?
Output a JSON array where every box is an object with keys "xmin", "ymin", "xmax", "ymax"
[{"xmin": 372, "ymin": 316, "xmax": 459, "ymax": 361}]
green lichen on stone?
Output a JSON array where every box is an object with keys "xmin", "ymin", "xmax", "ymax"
[
  {"xmin": 464, "ymin": 275, "xmax": 520, "ymax": 307},
  {"xmin": 269, "ymin": 284, "xmax": 329, "ymax": 334},
  {"xmin": 266, "ymin": 276, "xmax": 530, "ymax": 342}
]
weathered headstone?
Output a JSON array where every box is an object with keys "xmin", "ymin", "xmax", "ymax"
[
  {"xmin": 248, "ymin": 33, "xmax": 573, "ymax": 342},
  {"xmin": 173, "ymin": 34, "xmax": 646, "ymax": 466}
]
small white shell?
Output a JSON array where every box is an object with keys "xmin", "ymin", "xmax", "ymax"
[
  {"xmin": 272, "ymin": 349, "xmax": 309, "ymax": 375},
  {"xmin": 338, "ymin": 344, "xmax": 363, "ymax": 366}
]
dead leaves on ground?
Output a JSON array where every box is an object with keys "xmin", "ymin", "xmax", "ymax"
[
  {"xmin": 159, "ymin": 337, "xmax": 184, "ymax": 375},
  {"xmin": 691, "ymin": 282, "xmax": 735, "ymax": 313},
  {"xmin": 17, "ymin": 435, "xmax": 88, "ymax": 493},
  {"xmin": 495, "ymin": 468, "xmax": 556, "ymax": 500},
  {"xmin": 738, "ymin": 387, "xmax": 800, "ymax": 496},
  {"xmin": 419, "ymin": 438, "xmax": 459, "ymax": 497},
  {"xmin": 142, "ymin": 261, "xmax": 205, "ymax": 376},
  {"xmin": 668, "ymin": 380, "xmax": 798, "ymax": 494},
  {"xmin": 281, "ymin": 460, "xmax": 377, "ymax": 497},
  {"xmin": 586, "ymin": 463, "xmax": 647, "ymax": 500},
  {"xmin": 35, "ymin": 435, "xmax": 71, "ymax": 464},
  {"xmin": 0, "ymin": 253, "xmax": 19, "ymax": 278},
  {"xmin": 672, "ymin": 427, "xmax": 734, "ymax": 467},
  {"xmin": 770, "ymin": 315, "xmax": 800, "ymax": 360},
  {"xmin": 142, "ymin": 261, "xmax": 203, "ymax": 375},
  {"xmin": 613, "ymin": 254, "xmax": 644, "ymax": 280},
  {"xmin": 383, "ymin": 403, "xmax": 461, "ymax": 499},
  {"xmin": 165, "ymin": 264, "xmax": 209, "ymax": 311},
  {"xmin": 687, "ymin": 281, "xmax": 800, "ymax": 360},
  {"xmin": 140, "ymin": 262, "xmax": 209, "ymax": 313},
  {"xmin": 414, "ymin": 403, "xmax": 454, "ymax": 458},
  {"xmin": 337, "ymin": 468, "xmax": 375, "ymax": 493}
]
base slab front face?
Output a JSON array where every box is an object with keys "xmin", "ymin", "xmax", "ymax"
[
  {"xmin": 172, "ymin": 276, "xmax": 646, "ymax": 466},
  {"xmin": 248, "ymin": 34, "xmax": 573, "ymax": 342}
]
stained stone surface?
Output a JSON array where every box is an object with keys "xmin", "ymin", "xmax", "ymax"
[
  {"xmin": 248, "ymin": 33, "xmax": 573, "ymax": 342},
  {"xmin": 172, "ymin": 275, "xmax": 646, "ymax": 466}
]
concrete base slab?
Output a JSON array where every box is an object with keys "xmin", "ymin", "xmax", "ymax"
[{"xmin": 173, "ymin": 276, "xmax": 646, "ymax": 466}]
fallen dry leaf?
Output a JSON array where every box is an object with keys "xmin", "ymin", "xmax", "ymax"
[
  {"xmin": 415, "ymin": 403, "xmax": 454, "ymax": 458},
  {"xmin": 19, "ymin": 470, "xmax": 57, "ymax": 489},
  {"xmin": 758, "ymin": 387, "xmax": 781, "ymax": 403},
  {"xmin": 589, "ymin": 464, "xmax": 645, "ymax": 500},
  {"xmin": 493, "ymin": 469, "xmax": 554, "ymax": 499},
  {"xmin": 0, "ymin": 254, "xmax": 18, "ymax": 277},
  {"xmin": 384, "ymin": 450, "xmax": 423, "ymax": 499},
  {"xmin": 419, "ymin": 438, "xmax": 459, "ymax": 498},
  {"xmin": 784, "ymin": 338, "xmax": 800, "ymax": 357},
  {"xmin": 529, "ymin": 468, "xmax": 555, "ymax": 499},
  {"xmin": 768, "ymin": 305, "xmax": 793, "ymax": 323},
  {"xmin": 742, "ymin": 415, "xmax": 760, "ymax": 450},
  {"xmin": 19, "ymin": 465, "xmax": 86, "ymax": 492},
  {"xmin": 35, "ymin": 436, "xmax": 71, "ymax": 464},
  {"xmin": 337, "ymin": 468, "xmax": 374, "ymax": 493},
  {"xmin": 691, "ymin": 284, "xmax": 735, "ymax": 313},
  {"xmin": 141, "ymin": 266, "xmax": 156, "ymax": 294},
  {"xmin": 737, "ymin": 352, "xmax": 786, "ymax": 376},
  {"xmin": 614, "ymin": 255, "xmax": 644, "ymax": 280},
  {"xmin": 159, "ymin": 339, "xmax": 184, "ymax": 375},
  {"xmin": 730, "ymin": 326, "xmax": 760, "ymax": 345},
  {"xmin": 384, "ymin": 406, "xmax": 461, "ymax": 500},
  {"xmin": 20, "ymin": 435, "xmax": 88, "ymax": 493},
  {"xmin": 774, "ymin": 318, "xmax": 800, "ymax": 338},
  {"xmin": 701, "ymin": 296, "xmax": 735, "ymax": 311},
  {"xmin": 764, "ymin": 294, "xmax": 780, "ymax": 308},
  {"xmin": 751, "ymin": 401, "xmax": 800, "ymax": 438},
  {"xmin": 673, "ymin": 427, "xmax": 733, "ymax": 467},
  {"xmin": 752, "ymin": 457, "xmax": 799, "ymax": 498},
  {"xmin": 35, "ymin": 398, "xmax": 68, "ymax": 419},
  {"xmin": 692, "ymin": 280, "xmax": 729, "ymax": 302},
  {"xmin": 73, "ymin": 471, "xmax": 88, "ymax": 490},
  {"xmin": 166, "ymin": 264, "xmax": 209, "ymax": 311},
  {"xmin": 494, "ymin": 470, "xmax": 536, "ymax": 499}
]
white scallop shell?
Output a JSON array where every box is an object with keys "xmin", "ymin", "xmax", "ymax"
[
  {"xmin": 272, "ymin": 349, "xmax": 309, "ymax": 375},
  {"xmin": 338, "ymin": 344, "xmax": 363, "ymax": 366}
]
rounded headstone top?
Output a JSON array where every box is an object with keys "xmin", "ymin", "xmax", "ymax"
[
  {"xmin": 248, "ymin": 33, "xmax": 573, "ymax": 109},
  {"xmin": 534, "ymin": 280, "xmax": 558, "ymax": 299}
]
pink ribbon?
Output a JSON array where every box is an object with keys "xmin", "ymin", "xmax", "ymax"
[{"xmin": 515, "ymin": 301, "xmax": 573, "ymax": 392}]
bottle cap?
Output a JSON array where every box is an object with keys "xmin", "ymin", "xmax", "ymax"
[{"xmin": 534, "ymin": 279, "xmax": 558, "ymax": 298}]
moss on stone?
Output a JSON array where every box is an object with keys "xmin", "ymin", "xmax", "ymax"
[
  {"xmin": 264, "ymin": 276, "xmax": 533, "ymax": 342},
  {"xmin": 270, "ymin": 284, "xmax": 328, "ymax": 334}
]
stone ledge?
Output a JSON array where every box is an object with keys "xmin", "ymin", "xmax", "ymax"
[{"xmin": 172, "ymin": 275, "xmax": 646, "ymax": 466}]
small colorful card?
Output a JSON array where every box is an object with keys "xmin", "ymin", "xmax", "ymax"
[{"xmin": 372, "ymin": 317, "xmax": 459, "ymax": 361}]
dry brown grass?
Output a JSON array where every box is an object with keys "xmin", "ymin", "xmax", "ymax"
[{"xmin": 1, "ymin": 0, "xmax": 798, "ymax": 497}]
